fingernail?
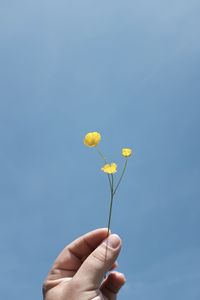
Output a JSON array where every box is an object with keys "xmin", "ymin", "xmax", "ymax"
[{"xmin": 105, "ymin": 234, "xmax": 121, "ymax": 249}]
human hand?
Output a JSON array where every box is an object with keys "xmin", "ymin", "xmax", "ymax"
[{"xmin": 43, "ymin": 228, "xmax": 126, "ymax": 300}]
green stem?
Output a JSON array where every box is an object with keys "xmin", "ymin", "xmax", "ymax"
[
  {"xmin": 96, "ymin": 146, "xmax": 107, "ymax": 163},
  {"xmin": 96, "ymin": 145, "xmax": 112, "ymax": 191},
  {"xmin": 113, "ymin": 158, "xmax": 128, "ymax": 196},
  {"xmin": 107, "ymin": 174, "xmax": 114, "ymax": 237},
  {"xmin": 104, "ymin": 175, "xmax": 114, "ymax": 280}
]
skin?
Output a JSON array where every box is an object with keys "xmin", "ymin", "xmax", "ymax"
[{"xmin": 43, "ymin": 228, "xmax": 126, "ymax": 300}]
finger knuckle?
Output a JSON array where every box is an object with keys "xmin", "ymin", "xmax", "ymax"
[{"xmin": 91, "ymin": 248, "xmax": 107, "ymax": 264}]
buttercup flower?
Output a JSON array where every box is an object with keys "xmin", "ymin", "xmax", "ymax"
[
  {"xmin": 84, "ymin": 132, "xmax": 101, "ymax": 147},
  {"xmin": 84, "ymin": 131, "xmax": 132, "ymax": 242},
  {"xmin": 122, "ymin": 148, "xmax": 132, "ymax": 157},
  {"xmin": 101, "ymin": 163, "xmax": 117, "ymax": 174}
]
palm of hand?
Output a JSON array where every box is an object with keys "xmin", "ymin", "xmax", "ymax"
[
  {"xmin": 44, "ymin": 277, "xmax": 111, "ymax": 300},
  {"xmin": 44, "ymin": 260, "xmax": 120, "ymax": 300},
  {"xmin": 43, "ymin": 229, "xmax": 125, "ymax": 300}
]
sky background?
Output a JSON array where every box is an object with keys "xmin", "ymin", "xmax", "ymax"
[{"xmin": 0, "ymin": 0, "xmax": 200, "ymax": 299}]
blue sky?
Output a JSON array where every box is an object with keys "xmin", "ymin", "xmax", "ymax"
[{"xmin": 0, "ymin": 0, "xmax": 200, "ymax": 299}]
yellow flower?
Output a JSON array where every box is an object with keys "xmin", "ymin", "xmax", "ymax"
[
  {"xmin": 101, "ymin": 163, "xmax": 117, "ymax": 174},
  {"xmin": 84, "ymin": 132, "xmax": 101, "ymax": 147},
  {"xmin": 122, "ymin": 148, "xmax": 132, "ymax": 157}
]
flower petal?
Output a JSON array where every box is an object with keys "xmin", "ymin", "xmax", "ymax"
[
  {"xmin": 101, "ymin": 163, "xmax": 117, "ymax": 174},
  {"xmin": 122, "ymin": 148, "xmax": 132, "ymax": 157},
  {"xmin": 84, "ymin": 132, "xmax": 101, "ymax": 147}
]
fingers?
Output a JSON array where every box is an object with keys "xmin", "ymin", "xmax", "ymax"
[
  {"xmin": 110, "ymin": 261, "xmax": 118, "ymax": 271},
  {"xmin": 48, "ymin": 228, "xmax": 108, "ymax": 280},
  {"xmin": 73, "ymin": 234, "xmax": 121, "ymax": 289},
  {"xmin": 100, "ymin": 271, "xmax": 126, "ymax": 300}
]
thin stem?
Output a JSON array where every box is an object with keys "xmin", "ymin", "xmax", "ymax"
[
  {"xmin": 107, "ymin": 174, "xmax": 114, "ymax": 237},
  {"xmin": 113, "ymin": 158, "xmax": 128, "ymax": 196},
  {"xmin": 111, "ymin": 173, "xmax": 114, "ymax": 194},
  {"xmin": 107, "ymin": 195, "xmax": 114, "ymax": 238},
  {"xmin": 104, "ymin": 175, "xmax": 114, "ymax": 279},
  {"xmin": 96, "ymin": 145, "xmax": 112, "ymax": 191},
  {"xmin": 96, "ymin": 146, "xmax": 107, "ymax": 163}
]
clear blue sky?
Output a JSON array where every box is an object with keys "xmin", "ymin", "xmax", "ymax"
[{"xmin": 0, "ymin": 1, "xmax": 200, "ymax": 299}]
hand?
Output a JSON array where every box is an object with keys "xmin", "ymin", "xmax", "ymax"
[{"xmin": 43, "ymin": 228, "xmax": 126, "ymax": 300}]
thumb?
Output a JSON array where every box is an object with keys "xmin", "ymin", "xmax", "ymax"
[{"xmin": 74, "ymin": 234, "xmax": 121, "ymax": 289}]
